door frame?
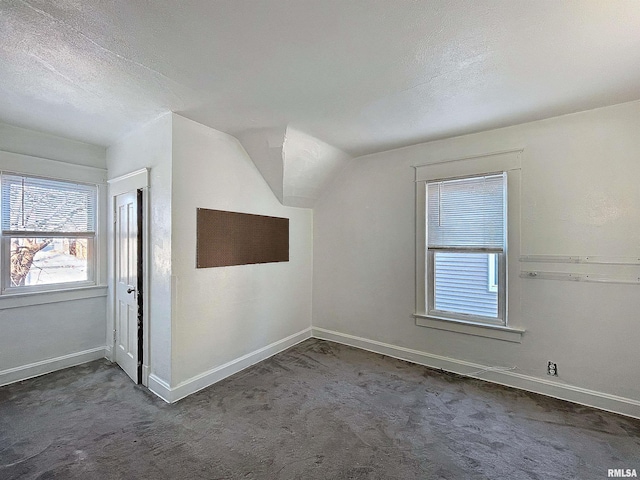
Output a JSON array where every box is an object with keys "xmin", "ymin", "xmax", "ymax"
[{"xmin": 107, "ymin": 168, "xmax": 150, "ymax": 386}]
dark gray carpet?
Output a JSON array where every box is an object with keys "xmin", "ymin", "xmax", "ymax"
[{"xmin": 1, "ymin": 339, "xmax": 638, "ymax": 479}]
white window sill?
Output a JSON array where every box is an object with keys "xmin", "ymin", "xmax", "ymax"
[
  {"xmin": 0, "ymin": 285, "xmax": 107, "ymax": 309},
  {"xmin": 413, "ymin": 313, "xmax": 525, "ymax": 343}
]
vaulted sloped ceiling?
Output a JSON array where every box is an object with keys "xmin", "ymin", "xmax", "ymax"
[{"xmin": 239, "ymin": 126, "xmax": 351, "ymax": 208}]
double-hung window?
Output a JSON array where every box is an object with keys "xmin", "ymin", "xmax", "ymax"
[
  {"xmin": 414, "ymin": 150, "xmax": 523, "ymax": 341},
  {"xmin": 426, "ymin": 173, "xmax": 506, "ymax": 325},
  {"xmin": 1, "ymin": 173, "xmax": 98, "ymax": 293}
]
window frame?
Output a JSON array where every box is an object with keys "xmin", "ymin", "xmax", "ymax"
[
  {"xmin": 413, "ymin": 149, "xmax": 524, "ymax": 342},
  {"xmin": 0, "ymin": 172, "xmax": 99, "ymax": 295},
  {"xmin": 488, "ymin": 253, "xmax": 498, "ymax": 293},
  {"xmin": 425, "ymin": 172, "xmax": 507, "ymax": 326}
]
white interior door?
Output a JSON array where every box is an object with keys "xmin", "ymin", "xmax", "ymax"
[{"xmin": 114, "ymin": 190, "xmax": 139, "ymax": 382}]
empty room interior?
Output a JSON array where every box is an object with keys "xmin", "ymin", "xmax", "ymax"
[{"xmin": 1, "ymin": 1, "xmax": 639, "ymax": 479}]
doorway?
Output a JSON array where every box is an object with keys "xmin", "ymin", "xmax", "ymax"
[
  {"xmin": 114, "ymin": 190, "xmax": 143, "ymax": 382},
  {"xmin": 108, "ymin": 169, "xmax": 149, "ymax": 385}
]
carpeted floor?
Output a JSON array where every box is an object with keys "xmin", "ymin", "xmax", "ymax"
[{"xmin": 1, "ymin": 339, "xmax": 638, "ymax": 479}]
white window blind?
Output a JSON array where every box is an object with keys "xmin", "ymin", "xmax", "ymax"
[
  {"xmin": 427, "ymin": 173, "xmax": 505, "ymax": 250},
  {"xmin": 1, "ymin": 173, "xmax": 97, "ymax": 235}
]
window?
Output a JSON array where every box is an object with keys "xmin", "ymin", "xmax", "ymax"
[
  {"xmin": 414, "ymin": 149, "xmax": 523, "ymax": 341},
  {"xmin": 1, "ymin": 173, "xmax": 97, "ymax": 293},
  {"xmin": 426, "ymin": 174, "xmax": 506, "ymax": 325}
]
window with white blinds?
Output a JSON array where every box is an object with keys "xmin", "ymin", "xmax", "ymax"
[
  {"xmin": 0, "ymin": 173, "xmax": 98, "ymax": 291},
  {"xmin": 427, "ymin": 174, "xmax": 505, "ymax": 251},
  {"xmin": 426, "ymin": 173, "xmax": 506, "ymax": 324},
  {"xmin": 1, "ymin": 174, "xmax": 97, "ymax": 236}
]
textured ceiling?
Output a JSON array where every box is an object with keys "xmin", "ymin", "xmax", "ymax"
[{"xmin": 2, "ymin": 0, "xmax": 640, "ymax": 156}]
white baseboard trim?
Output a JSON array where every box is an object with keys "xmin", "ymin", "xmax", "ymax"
[
  {"xmin": 148, "ymin": 373, "xmax": 172, "ymax": 403},
  {"xmin": 0, "ymin": 347, "xmax": 107, "ymax": 387},
  {"xmin": 149, "ymin": 327, "xmax": 313, "ymax": 403},
  {"xmin": 141, "ymin": 365, "xmax": 151, "ymax": 388},
  {"xmin": 312, "ymin": 327, "xmax": 640, "ymax": 420}
]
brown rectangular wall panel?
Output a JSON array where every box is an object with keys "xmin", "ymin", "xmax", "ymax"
[{"xmin": 196, "ymin": 208, "xmax": 289, "ymax": 268}]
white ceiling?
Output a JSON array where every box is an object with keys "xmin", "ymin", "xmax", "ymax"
[{"xmin": 2, "ymin": 0, "xmax": 640, "ymax": 156}]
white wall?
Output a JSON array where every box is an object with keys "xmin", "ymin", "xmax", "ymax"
[
  {"xmin": 282, "ymin": 126, "xmax": 351, "ymax": 208},
  {"xmin": 0, "ymin": 125, "xmax": 107, "ymax": 386},
  {"xmin": 106, "ymin": 113, "xmax": 173, "ymax": 385},
  {"xmin": 0, "ymin": 122, "xmax": 105, "ymax": 168},
  {"xmin": 171, "ymin": 114, "xmax": 313, "ymax": 391},
  {"xmin": 313, "ymin": 100, "xmax": 640, "ymax": 413},
  {"xmin": 0, "ymin": 298, "xmax": 106, "ymax": 378}
]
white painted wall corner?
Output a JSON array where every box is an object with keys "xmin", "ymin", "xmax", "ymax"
[{"xmin": 148, "ymin": 373, "xmax": 172, "ymax": 403}]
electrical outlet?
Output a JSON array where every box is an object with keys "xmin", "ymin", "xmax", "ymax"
[{"xmin": 547, "ymin": 362, "xmax": 558, "ymax": 376}]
